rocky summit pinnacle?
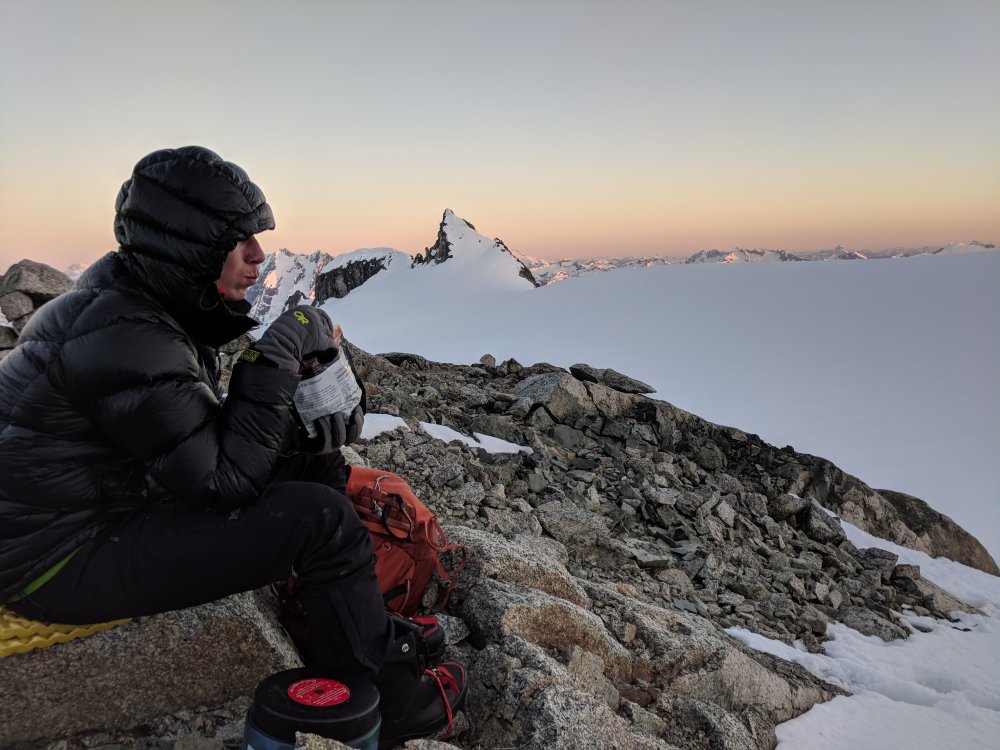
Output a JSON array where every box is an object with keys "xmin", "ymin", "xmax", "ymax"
[{"xmin": 412, "ymin": 208, "xmax": 466, "ymax": 266}]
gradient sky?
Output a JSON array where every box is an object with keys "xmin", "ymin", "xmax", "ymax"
[{"xmin": 1, "ymin": 0, "xmax": 998, "ymax": 273}]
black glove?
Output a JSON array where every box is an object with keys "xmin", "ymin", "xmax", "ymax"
[
  {"xmin": 250, "ymin": 306, "xmax": 335, "ymax": 372},
  {"xmin": 299, "ymin": 405, "xmax": 365, "ymax": 454},
  {"xmin": 343, "ymin": 405, "xmax": 365, "ymax": 444}
]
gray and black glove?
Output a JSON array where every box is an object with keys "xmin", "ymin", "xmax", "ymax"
[
  {"xmin": 247, "ymin": 306, "xmax": 335, "ymax": 372},
  {"xmin": 299, "ymin": 405, "xmax": 365, "ymax": 454}
]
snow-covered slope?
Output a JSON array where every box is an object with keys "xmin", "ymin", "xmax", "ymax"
[
  {"xmin": 246, "ymin": 249, "xmax": 336, "ymax": 323},
  {"xmin": 314, "ymin": 210, "xmax": 536, "ymax": 336},
  {"xmin": 862, "ymin": 242, "xmax": 995, "ymax": 260},
  {"xmin": 931, "ymin": 241, "xmax": 996, "ymax": 256},
  {"xmin": 732, "ymin": 516, "xmax": 1000, "ymax": 750},
  {"xmin": 413, "ymin": 209, "xmax": 537, "ymax": 290}
]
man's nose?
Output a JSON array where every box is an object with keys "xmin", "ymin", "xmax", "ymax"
[{"xmin": 248, "ymin": 237, "xmax": 266, "ymax": 264}]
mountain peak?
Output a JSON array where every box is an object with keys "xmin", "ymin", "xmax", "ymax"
[
  {"xmin": 832, "ymin": 245, "xmax": 868, "ymax": 260},
  {"xmin": 411, "ymin": 210, "xmax": 538, "ymax": 286},
  {"xmin": 246, "ymin": 210, "xmax": 537, "ymax": 325},
  {"xmin": 442, "ymin": 207, "xmax": 474, "ymax": 230}
]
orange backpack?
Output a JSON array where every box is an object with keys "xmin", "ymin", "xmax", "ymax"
[{"xmin": 346, "ymin": 466, "xmax": 466, "ymax": 616}]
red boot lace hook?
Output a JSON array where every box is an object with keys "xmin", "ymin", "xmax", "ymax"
[{"xmin": 424, "ymin": 665, "xmax": 460, "ymax": 738}]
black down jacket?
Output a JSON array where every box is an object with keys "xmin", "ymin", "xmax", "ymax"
[{"xmin": 0, "ymin": 146, "xmax": 299, "ymax": 601}]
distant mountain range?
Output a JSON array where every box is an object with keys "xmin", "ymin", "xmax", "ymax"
[
  {"xmin": 240, "ymin": 210, "xmax": 996, "ymax": 325},
  {"xmin": 517, "ymin": 240, "xmax": 995, "ymax": 282},
  {"xmin": 58, "ymin": 212, "xmax": 996, "ymax": 325}
]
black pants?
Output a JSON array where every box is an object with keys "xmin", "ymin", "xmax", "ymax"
[{"xmin": 8, "ymin": 452, "xmax": 391, "ymax": 676}]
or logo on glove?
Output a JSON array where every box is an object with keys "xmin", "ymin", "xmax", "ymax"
[{"xmin": 250, "ymin": 305, "xmax": 336, "ymax": 372}]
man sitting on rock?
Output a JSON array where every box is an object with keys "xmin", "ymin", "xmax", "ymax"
[{"xmin": 0, "ymin": 146, "xmax": 466, "ymax": 746}]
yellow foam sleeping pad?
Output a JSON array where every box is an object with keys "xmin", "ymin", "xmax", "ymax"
[{"xmin": 0, "ymin": 606, "xmax": 131, "ymax": 658}]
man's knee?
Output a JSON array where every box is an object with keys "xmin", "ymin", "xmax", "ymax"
[{"xmin": 261, "ymin": 481, "xmax": 371, "ymax": 559}]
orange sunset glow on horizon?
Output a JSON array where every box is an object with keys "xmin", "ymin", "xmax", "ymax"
[{"xmin": 1, "ymin": 1, "xmax": 998, "ymax": 274}]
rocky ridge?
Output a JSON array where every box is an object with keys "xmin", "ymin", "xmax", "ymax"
[
  {"xmin": 317, "ymin": 343, "xmax": 989, "ymax": 749},
  {"xmin": 1, "ymin": 260, "xmax": 75, "ymax": 362},
  {"xmin": 314, "ymin": 252, "xmax": 395, "ymax": 301}
]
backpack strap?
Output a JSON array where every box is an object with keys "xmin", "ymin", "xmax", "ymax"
[
  {"xmin": 426, "ymin": 518, "xmax": 467, "ymax": 611},
  {"xmin": 357, "ymin": 475, "xmax": 415, "ymax": 542},
  {"xmin": 380, "ymin": 492, "xmax": 415, "ymax": 542},
  {"xmin": 381, "ymin": 581, "xmax": 410, "ymax": 608}
]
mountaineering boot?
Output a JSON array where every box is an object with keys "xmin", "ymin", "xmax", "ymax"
[
  {"xmin": 273, "ymin": 576, "xmax": 446, "ymax": 667},
  {"xmin": 386, "ymin": 610, "xmax": 446, "ymax": 664},
  {"xmin": 374, "ymin": 630, "xmax": 468, "ymax": 748}
]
